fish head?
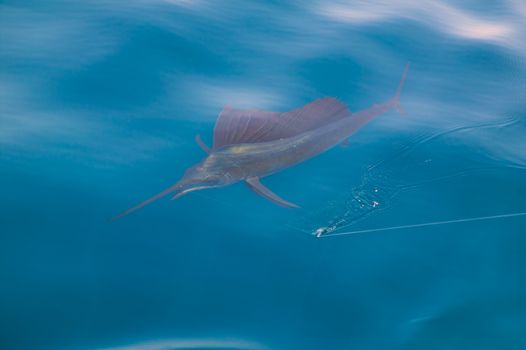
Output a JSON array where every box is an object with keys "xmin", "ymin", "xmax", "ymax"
[
  {"xmin": 110, "ymin": 155, "xmax": 238, "ymax": 220},
  {"xmin": 171, "ymin": 157, "xmax": 237, "ymax": 200}
]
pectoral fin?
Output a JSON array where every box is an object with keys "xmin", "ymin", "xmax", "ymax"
[
  {"xmin": 245, "ymin": 177, "xmax": 300, "ymax": 208},
  {"xmin": 195, "ymin": 134, "xmax": 211, "ymax": 154}
]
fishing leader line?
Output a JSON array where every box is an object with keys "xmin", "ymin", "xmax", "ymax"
[{"xmin": 317, "ymin": 211, "xmax": 526, "ymax": 238}]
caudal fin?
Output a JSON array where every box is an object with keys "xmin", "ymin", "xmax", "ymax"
[
  {"xmin": 392, "ymin": 62, "xmax": 410, "ymax": 115},
  {"xmin": 110, "ymin": 184, "xmax": 179, "ymax": 221}
]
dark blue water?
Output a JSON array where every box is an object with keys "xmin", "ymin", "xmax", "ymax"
[{"xmin": 2, "ymin": 1, "xmax": 526, "ymax": 349}]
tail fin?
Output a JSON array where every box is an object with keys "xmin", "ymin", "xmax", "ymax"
[
  {"xmin": 110, "ymin": 184, "xmax": 179, "ymax": 221},
  {"xmin": 393, "ymin": 62, "xmax": 410, "ymax": 115}
]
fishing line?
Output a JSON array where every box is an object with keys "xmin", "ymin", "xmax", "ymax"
[
  {"xmin": 366, "ymin": 117, "xmax": 520, "ymax": 172},
  {"xmin": 303, "ymin": 118, "xmax": 524, "ymax": 235},
  {"xmin": 318, "ymin": 211, "xmax": 526, "ymax": 238}
]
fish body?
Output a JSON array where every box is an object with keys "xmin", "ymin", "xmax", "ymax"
[
  {"xmin": 113, "ymin": 64, "xmax": 409, "ymax": 219},
  {"xmin": 213, "ymin": 97, "xmax": 401, "ymax": 179}
]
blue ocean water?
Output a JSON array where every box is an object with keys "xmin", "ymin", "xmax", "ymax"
[{"xmin": 1, "ymin": 1, "xmax": 526, "ymax": 349}]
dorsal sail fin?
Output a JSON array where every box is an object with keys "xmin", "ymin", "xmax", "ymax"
[{"xmin": 212, "ymin": 97, "xmax": 351, "ymax": 149}]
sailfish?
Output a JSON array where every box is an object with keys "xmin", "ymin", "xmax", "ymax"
[{"xmin": 113, "ymin": 64, "xmax": 409, "ymax": 220}]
